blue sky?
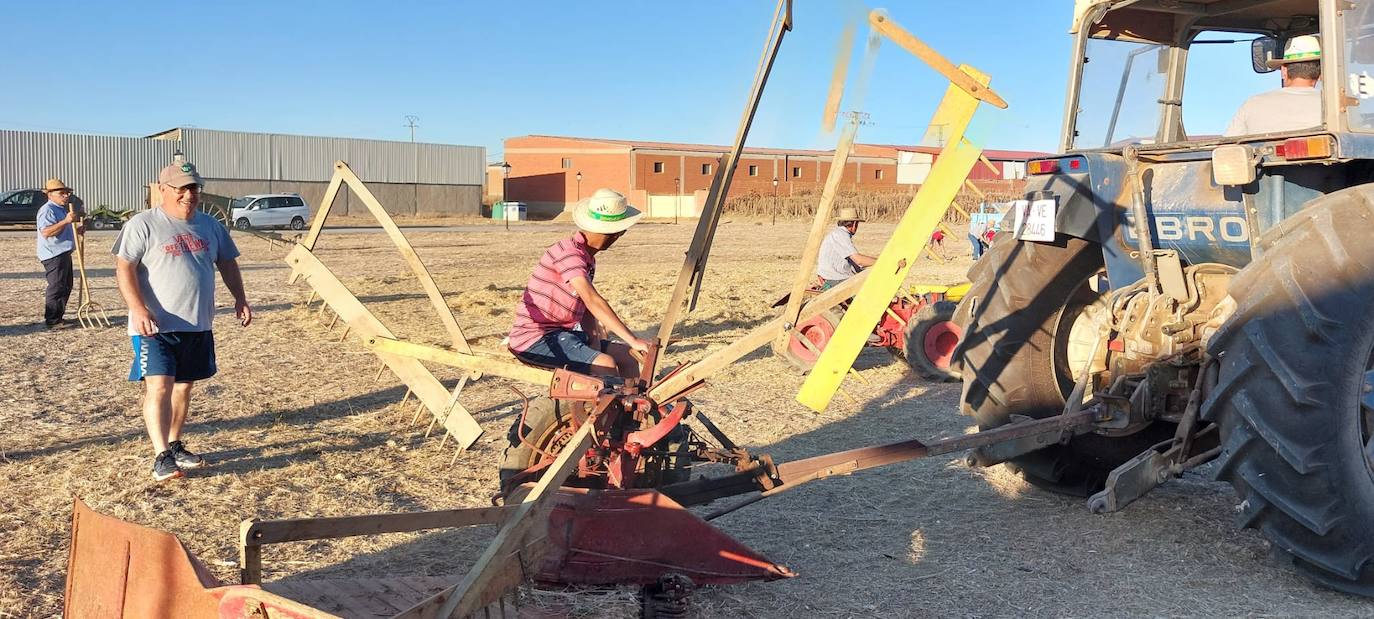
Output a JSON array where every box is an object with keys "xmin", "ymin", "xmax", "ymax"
[{"xmin": 1, "ymin": 1, "xmax": 1279, "ymax": 157}]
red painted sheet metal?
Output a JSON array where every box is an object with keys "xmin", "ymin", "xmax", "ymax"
[{"xmin": 539, "ymin": 489, "xmax": 793, "ymax": 586}]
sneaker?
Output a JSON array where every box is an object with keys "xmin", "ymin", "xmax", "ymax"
[
  {"xmin": 152, "ymin": 450, "xmax": 183, "ymax": 482},
  {"xmin": 168, "ymin": 440, "xmax": 205, "ymax": 470}
]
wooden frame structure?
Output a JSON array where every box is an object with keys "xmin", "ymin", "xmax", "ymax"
[
  {"xmin": 285, "ymin": 161, "xmax": 485, "ymax": 452},
  {"xmin": 226, "ymin": 8, "xmax": 1009, "ymax": 618}
]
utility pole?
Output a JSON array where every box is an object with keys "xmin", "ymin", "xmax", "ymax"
[
  {"xmin": 404, "ymin": 115, "xmax": 420, "ymax": 143},
  {"xmin": 404, "ymin": 115, "xmax": 420, "ymax": 215}
]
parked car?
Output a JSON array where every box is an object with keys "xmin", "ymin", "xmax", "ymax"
[
  {"xmin": 0, "ymin": 188, "xmax": 47, "ymax": 225},
  {"xmin": 229, "ymin": 194, "xmax": 311, "ymax": 230}
]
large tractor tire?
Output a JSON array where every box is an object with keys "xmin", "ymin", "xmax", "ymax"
[
  {"xmin": 956, "ymin": 235, "xmax": 1172, "ymax": 496},
  {"xmin": 1202, "ymin": 187, "xmax": 1374, "ymax": 595}
]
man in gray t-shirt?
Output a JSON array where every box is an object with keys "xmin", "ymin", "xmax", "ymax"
[
  {"xmin": 113, "ymin": 160, "xmax": 252, "ymax": 482},
  {"xmin": 1224, "ymin": 35, "xmax": 1322, "ymax": 137}
]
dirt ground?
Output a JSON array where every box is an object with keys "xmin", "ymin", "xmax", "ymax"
[{"xmin": 1, "ymin": 219, "xmax": 1371, "ymax": 618}]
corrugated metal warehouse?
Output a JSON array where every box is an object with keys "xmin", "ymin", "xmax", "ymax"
[{"xmin": 1, "ymin": 127, "xmax": 486, "ymax": 218}]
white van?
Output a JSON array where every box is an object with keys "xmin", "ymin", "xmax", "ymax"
[{"xmin": 230, "ymin": 194, "xmax": 311, "ymax": 230}]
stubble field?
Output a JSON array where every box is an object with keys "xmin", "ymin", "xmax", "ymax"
[{"xmin": 0, "ymin": 219, "xmax": 1370, "ymax": 618}]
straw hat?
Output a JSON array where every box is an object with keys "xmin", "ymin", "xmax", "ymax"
[
  {"xmin": 573, "ymin": 188, "xmax": 642, "ymax": 234},
  {"xmin": 43, "ymin": 178, "xmax": 72, "ymax": 193},
  {"xmin": 835, "ymin": 207, "xmax": 865, "ymax": 223},
  {"xmin": 1267, "ymin": 34, "xmax": 1321, "ymax": 68}
]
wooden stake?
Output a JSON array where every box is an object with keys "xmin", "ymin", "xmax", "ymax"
[{"xmin": 868, "ymin": 10, "xmax": 1007, "ymax": 108}]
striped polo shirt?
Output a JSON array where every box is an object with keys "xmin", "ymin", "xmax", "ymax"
[{"xmin": 509, "ymin": 232, "xmax": 596, "ymax": 352}]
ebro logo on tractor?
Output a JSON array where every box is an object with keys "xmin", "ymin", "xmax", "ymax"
[{"xmin": 1121, "ymin": 213, "xmax": 1250, "ymax": 243}]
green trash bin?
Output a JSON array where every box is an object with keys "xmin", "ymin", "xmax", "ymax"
[{"xmin": 492, "ymin": 201, "xmax": 505, "ymax": 220}]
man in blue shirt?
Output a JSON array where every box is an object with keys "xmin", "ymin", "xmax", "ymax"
[{"xmin": 35, "ymin": 177, "xmax": 82, "ymax": 328}]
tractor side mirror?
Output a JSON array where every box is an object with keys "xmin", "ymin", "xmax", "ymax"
[{"xmin": 1252, "ymin": 36, "xmax": 1279, "ymax": 73}]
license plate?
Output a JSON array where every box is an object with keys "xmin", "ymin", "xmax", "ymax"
[{"xmin": 1013, "ymin": 198, "xmax": 1056, "ymax": 242}]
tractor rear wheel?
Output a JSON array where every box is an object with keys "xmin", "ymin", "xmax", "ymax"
[
  {"xmin": 1202, "ymin": 186, "xmax": 1374, "ymax": 595},
  {"xmin": 902, "ymin": 300, "xmax": 961, "ymax": 382},
  {"xmin": 773, "ymin": 309, "xmax": 843, "ymax": 371},
  {"xmin": 956, "ymin": 235, "xmax": 1171, "ymax": 496}
]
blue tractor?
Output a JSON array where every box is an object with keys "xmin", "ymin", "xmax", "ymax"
[{"xmin": 957, "ymin": 0, "xmax": 1374, "ymax": 595}]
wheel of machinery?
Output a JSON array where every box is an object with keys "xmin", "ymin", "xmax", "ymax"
[
  {"xmin": 772, "ymin": 308, "xmax": 843, "ymax": 372},
  {"xmin": 902, "ymin": 300, "xmax": 961, "ymax": 382},
  {"xmin": 499, "ymin": 395, "xmax": 691, "ymax": 496},
  {"xmin": 956, "ymin": 234, "xmax": 1174, "ymax": 496},
  {"xmin": 500, "ymin": 396, "xmax": 579, "ymax": 495},
  {"xmin": 234, "ymin": 218, "xmax": 252, "ymax": 231},
  {"xmin": 290, "ymin": 216, "xmax": 306, "ymax": 230},
  {"xmin": 1201, "ymin": 185, "xmax": 1374, "ymax": 596}
]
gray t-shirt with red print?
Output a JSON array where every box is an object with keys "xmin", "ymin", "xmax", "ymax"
[{"xmin": 113, "ymin": 208, "xmax": 239, "ymax": 335}]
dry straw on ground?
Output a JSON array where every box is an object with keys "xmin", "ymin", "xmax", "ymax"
[{"xmin": 0, "ymin": 220, "xmax": 1368, "ymax": 618}]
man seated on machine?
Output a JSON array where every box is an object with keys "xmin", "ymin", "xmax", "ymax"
[
  {"xmin": 816, "ymin": 207, "xmax": 877, "ymax": 289},
  {"xmin": 507, "ymin": 188, "xmax": 651, "ymax": 379},
  {"xmin": 1224, "ymin": 34, "xmax": 1322, "ymax": 136}
]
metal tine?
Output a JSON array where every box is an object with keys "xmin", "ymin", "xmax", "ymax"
[
  {"xmin": 410, "ymin": 400, "xmax": 427, "ymax": 425},
  {"xmin": 374, "ymin": 361, "xmax": 388, "ymax": 382}
]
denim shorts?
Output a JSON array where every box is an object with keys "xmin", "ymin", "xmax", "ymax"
[
  {"xmin": 129, "ymin": 331, "xmax": 217, "ymax": 383},
  {"xmin": 511, "ymin": 330, "xmax": 603, "ymax": 374}
]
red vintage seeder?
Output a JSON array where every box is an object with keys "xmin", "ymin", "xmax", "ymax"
[{"xmin": 64, "ymin": 5, "xmax": 1080, "ymax": 618}]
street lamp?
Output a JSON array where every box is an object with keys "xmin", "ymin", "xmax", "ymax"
[
  {"xmin": 501, "ymin": 162, "xmax": 512, "ymax": 232},
  {"xmin": 771, "ymin": 176, "xmax": 779, "ymax": 225},
  {"xmin": 673, "ymin": 177, "xmax": 681, "ymax": 225},
  {"xmin": 576, "ymin": 171, "xmax": 583, "ymax": 201}
]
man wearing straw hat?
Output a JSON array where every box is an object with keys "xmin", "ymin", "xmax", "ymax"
[
  {"xmin": 114, "ymin": 160, "xmax": 252, "ymax": 482},
  {"xmin": 35, "ymin": 177, "xmax": 82, "ymax": 328},
  {"xmin": 508, "ymin": 188, "xmax": 651, "ymax": 379},
  {"xmin": 816, "ymin": 206, "xmax": 877, "ymax": 290},
  {"xmin": 1225, "ymin": 34, "xmax": 1322, "ymax": 136}
]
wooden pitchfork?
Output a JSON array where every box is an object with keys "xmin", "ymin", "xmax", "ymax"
[{"xmin": 71, "ymin": 216, "xmax": 110, "ymax": 329}]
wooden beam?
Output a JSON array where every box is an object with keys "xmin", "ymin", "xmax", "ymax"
[
  {"xmin": 797, "ymin": 67, "xmax": 990, "ymax": 412},
  {"xmin": 648, "ymin": 270, "xmax": 870, "ymax": 403},
  {"xmin": 821, "ymin": 20, "xmax": 856, "ymax": 133},
  {"xmin": 332, "ymin": 162, "xmax": 473, "ymax": 355},
  {"xmin": 295, "ymin": 168, "xmax": 345, "ymax": 255},
  {"xmin": 868, "ymin": 11, "xmax": 1007, "ymax": 109},
  {"xmin": 367, "ymin": 337, "xmax": 555, "ymax": 386},
  {"xmin": 396, "ymin": 423, "xmax": 597, "ymax": 619},
  {"xmin": 286, "ymin": 245, "xmax": 483, "ymax": 450},
  {"xmin": 776, "ymin": 121, "xmax": 858, "ymax": 353},
  {"xmin": 655, "ymin": 0, "xmax": 792, "ymax": 362}
]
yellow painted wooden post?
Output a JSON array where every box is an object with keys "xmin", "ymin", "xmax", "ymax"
[{"xmin": 797, "ymin": 66, "xmax": 990, "ymax": 412}]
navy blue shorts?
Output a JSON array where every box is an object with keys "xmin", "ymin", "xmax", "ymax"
[
  {"xmin": 129, "ymin": 331, "xmax": 217, "ymax": 383},
  {"xmin": 510, "ymin": 330, "xmax": 604, "ymax": 374}
]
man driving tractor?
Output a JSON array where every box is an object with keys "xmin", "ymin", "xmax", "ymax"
[
  {"xmin": 1225, "ymin": 34, "xmax": 1321, "ymax": 136},
  {"xmin": 816, "ymin": 207, "xmax": 877, "ymax": 289}
]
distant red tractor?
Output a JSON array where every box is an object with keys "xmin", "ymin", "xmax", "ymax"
[{"xmin": 772, "ymin": 282, "xmax": 968, "ymax": 381}]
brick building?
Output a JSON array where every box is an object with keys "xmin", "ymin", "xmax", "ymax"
[{"xmin": 501, "ymin": 135, "xmax": 1047, "ymax": 218}]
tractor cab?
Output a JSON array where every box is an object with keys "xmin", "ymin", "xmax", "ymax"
[{"xmin": 1026, "ymin": 0, "xmax": 1374, "ymax": 288}]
